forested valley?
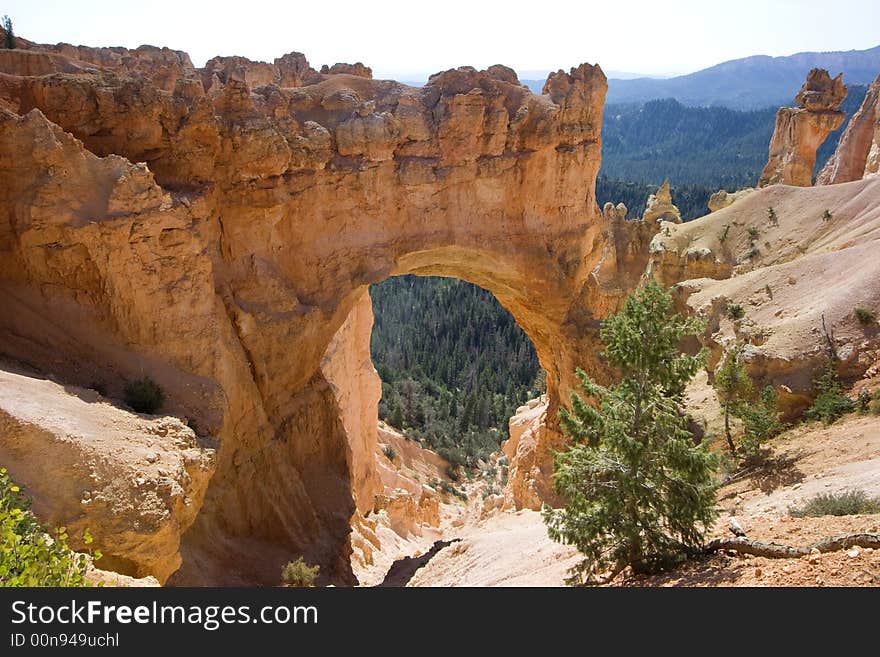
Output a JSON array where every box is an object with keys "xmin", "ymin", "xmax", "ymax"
[{"xmin": 370, "ymin": 276, "xmax": 544, "ymax": 467}]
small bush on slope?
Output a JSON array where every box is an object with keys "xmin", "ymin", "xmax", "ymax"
[
  {"xmin": 124, "ymin": 377, "xmax": 165, "ymax": 414},
  {"xmin": 804, "ymin": 363, "xmax": 853, "ymax": 425},
  {"xmin": 281, "ymin": 557, "xmax": 319, "ymax": 587},
  {"xmin": 0, "ymin": 468, "xmax": 98, "ymax": 586},
  {"xmin": 789, "ymin": 490, "xmax": 880, "ymax": 517}
]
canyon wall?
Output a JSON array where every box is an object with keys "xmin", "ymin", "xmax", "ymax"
[
  {"xmin": 0, "ymin": 40, "xmax": 653, "ymax": 583},
  {"xmin": 817, "ymin": 72, "xmax": 880, "ymax": 185}
]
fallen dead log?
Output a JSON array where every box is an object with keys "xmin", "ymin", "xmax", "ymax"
[{"xmin": 705, "ymin": 533, "xmax": 880, "ymax": 559}]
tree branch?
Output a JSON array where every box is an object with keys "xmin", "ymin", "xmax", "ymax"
[{"xmin": 705, "ymin": 533, "xmax": 880, "ymax": 559}]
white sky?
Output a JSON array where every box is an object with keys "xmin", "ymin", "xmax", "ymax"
[{"xmin": 5, "ymin": 0, "xmax": 879, "ymax": 80}]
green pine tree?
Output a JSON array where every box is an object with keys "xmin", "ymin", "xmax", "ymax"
[
  {"xmin": 543, "ymin": 280, "xmax": 717, "ymax": 585},
  {"xmin": 2, "ymin": 16, "xmax": 13, "ymax": 50},
  {"xmin": 714, "ymin": 347, "xmax": 753, "ymax": 453},
  {"xmin": 737, "ymin": 385, "xmax": 785, "ymax": 460},
  {"xmin": 389, "ymin": 400, "xmax": 404, "ymax": 429}
]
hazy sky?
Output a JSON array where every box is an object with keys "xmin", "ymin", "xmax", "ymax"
[{"xmin": 5, "ymin": 0, "xmax": 879, "ymax": 80}]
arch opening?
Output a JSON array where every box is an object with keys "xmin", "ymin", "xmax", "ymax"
[{"xmin": 369, "ymin": 273, "xmax": 547, "ymax": 470}]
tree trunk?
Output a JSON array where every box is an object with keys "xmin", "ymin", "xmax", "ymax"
[
  {"xmin": 705, "ymin": 533, "xmax": 880, "ymax": 558},
  {"xmin": 723, "ymin": 405, "xmax": 736, "ymax": 453}
]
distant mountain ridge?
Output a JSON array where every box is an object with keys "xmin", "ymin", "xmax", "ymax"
[{"xmin": 604, "ymin": 45, "xmax": 880, "ymax": 109}]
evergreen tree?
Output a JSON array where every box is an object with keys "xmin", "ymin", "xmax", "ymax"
[
  {"xmin": 737, "ymin": 385, "xmax": 784, "ymax": 460},
  {"xmin": 543, "ymin": 280, "xmax": 717, "ymax": 585},
  {"xmin": 714, "ymin": 347, "xmax": 753, "ymax": 453},
  {"xmin": 804, "ymin": 361, "xmax": 854, "ymax": 425},
  {"xmin": 2, "ymin": 16, "xmax": 13, "ymax": 49}
]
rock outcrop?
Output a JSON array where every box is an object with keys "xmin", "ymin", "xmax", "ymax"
[
  {"xmin": 502, "ymin": 397, "xmax": 561, "ymax": 509},
  {"xmin": 321, "ymin": 62, "xmax": 372, "ymax": 78},
  {"xmin": 643, "ymin": 179, "xmax": 682, "ymax": 223},
  {"xmin": 0, "ymin": 34, "xmax": 650, "ymax": 583},
  {"xmin": 708, "ymin": 187, "xmax": 755, "ymax": 213},
  {"xmin": 758, "ymin": 69, "xmax": 848, "ymax": 187},
  {"xmin": 0, "ymin": 366, "xmax": 214, "ymax": 583},
  {"xmin": 817, "ymin": 72, "xmax": 880, "ymax": 185},
  {"xmin": 349, "ymin": 423, "xmax": 450, "ymax": 586}
]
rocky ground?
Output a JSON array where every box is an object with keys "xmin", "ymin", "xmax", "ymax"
[
  {"xmin": 396, "ymin": 405, "xmax": 880, "ymax": 587},
  {"xmin": 0, "ymin": 362, "xmax": 215, "ymax": 583}
]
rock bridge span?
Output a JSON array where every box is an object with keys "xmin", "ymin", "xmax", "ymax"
[{"xmin": 0, "ymin": 45, "xmax": 654, "ymax": 583}]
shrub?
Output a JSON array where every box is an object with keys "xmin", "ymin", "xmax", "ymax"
[
  {"xmin": 124, "ymin": 377, "xmax": 165, "ymax": 414},
  {"xmin": 444, "ymin": 464, "xmax": 460, "ymax": 481},
  {"xmin": 438, "ymin": 480, "xmax": 467, "ymax": 500},
  {"xmin": 865, "ymin": 389, "xmax": 880, "ymax": 415},
  {"xmin": 718, "ymin": 224, "xmax": 731, "ymax": 243},
  {"xmin": 804, "ymin": 363, "xmax": 853, "ymax": 425},
  {"xmin": 747, "ymin": 226, "xmax": 759, "ymax": 242},
  {"xmin": 1, "ymin": 467, "xmax": 98, "ymax": 586},
  {"xmin": 281, "ymin": 557, "xmax": 319, "ymax": 586},
  {"xmin": 854, "ymin": 307, "xmax": 876, "ymax": 325},
  {"xmin": 382, "ymin": 445, "xmax": 397, "ymax": 461},
  {"xmin": 726, "ymin": 303, "xmax": 745, "ymax": 320},
  {"xmin": 437, "ymin": 445, "xmax": 467, "ymax": 468},
  {"xmin": 544, "ymin": 280, "xmax": 717, "ymax": 585},
  {"xmin": 767, "ymin": 206, "xmax": 778, "ymax": 225},
  {"xmin": 789, "ymin": 490, "xmax": 880, "ymax": 517},
  {"xmin": 822, "ymin": 209, "xmax": 833, "ymax": 221}
]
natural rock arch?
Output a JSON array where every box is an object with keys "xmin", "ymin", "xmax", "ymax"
[{"xmin": 0, "ymin": 46, "xmax": 655, "ymax": 583}]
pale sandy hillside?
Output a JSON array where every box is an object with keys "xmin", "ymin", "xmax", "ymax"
[{"xmin": 405, "ymin": 412, "xmax": 880, "ymax": 587}]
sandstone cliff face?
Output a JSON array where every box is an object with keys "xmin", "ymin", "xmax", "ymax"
[
  {"xmin": 817, "ymin": 73, "xmax": 880, "ymax": 185},
  {"xmin": 320, "ymin": 293, "xmax": 383, "ymax": 513},
  {"xmin": 0, "ymin": 37, "xmax": 646, "ymax": 582},
  {"xmin": 758, "ymin": 69, "xmax": 847, "ymax": 187}
]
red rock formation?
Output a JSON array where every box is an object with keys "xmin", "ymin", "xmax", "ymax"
[
  {"xmin": 0, "ymin": 33, "xmax": 652, "ymax": 584},
  {"xmin": 200, "ymin": 52, "xmax": 322, "ymax": 91},
  {"xmin": 321, "ymin": 62, "xmax": 372, "ymax": 78},
  {"xmin": 817, "ymin": 72, "xmax": 880, "ymax": 184},
  {"xmin": 642, "ymin": 179, "xmax": 681, "ymax": 223},
  {"xmin": 758, "ymin": 69, "xmax": 847, "ymax": 187}
]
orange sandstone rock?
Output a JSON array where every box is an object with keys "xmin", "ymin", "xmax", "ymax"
[
  {"xmin": 817, "ymin": 72, "xmax": 880, "ymax": 185},
  {"xmin": 758, "ymin": 69, "xmax": 847, "ymax": 187}
]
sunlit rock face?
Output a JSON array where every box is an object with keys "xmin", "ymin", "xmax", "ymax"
[
  {"xmin": 758, "ymin": 68, "xmax": 847, "ymax": 187},
  {"xmin": 817, "ymin": 72, "xmax": 880, "ymax": 185},
  {"xmin": 0, "ymin": 37, "xmax": 663, "ymax": 583}
]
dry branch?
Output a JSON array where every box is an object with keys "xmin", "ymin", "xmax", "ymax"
[{"xmin": 705, "ymin": 533, "xmax": 880, "ymax": 559}]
